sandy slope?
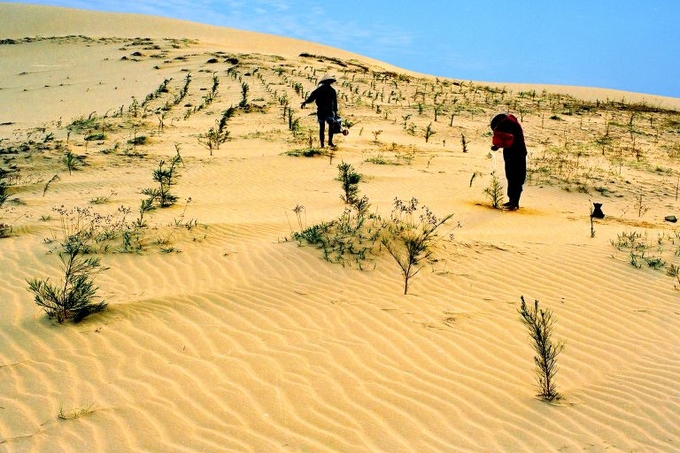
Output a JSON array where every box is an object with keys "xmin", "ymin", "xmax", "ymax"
[{"xmin": 1, "ymin": 4, "xmax": 679, "ymax": 453}]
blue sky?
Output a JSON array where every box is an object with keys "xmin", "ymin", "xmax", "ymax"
[{"xmin": 9, "ymin": 1, "xmax": 680, "ymax": 98}]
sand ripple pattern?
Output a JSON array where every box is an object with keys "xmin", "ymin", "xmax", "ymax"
[{"xmin": 2, "ymin": 219, "xmax": 679, "ymax": 452}]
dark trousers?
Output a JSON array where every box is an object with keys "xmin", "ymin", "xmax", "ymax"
[
  {"xmin": 504, "ymin": 155, "xmax": 526, "ymax": 205},
  {"xmin": 317, "ymin": 114, "xmax": 335, "ymax": 147}
]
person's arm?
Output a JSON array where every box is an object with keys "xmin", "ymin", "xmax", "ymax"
[
  {"xmin": 301, "ymin": 88, "xmax": 317, "ymax": 108},
  {"xmin": 492, "ymin": 129, "xmax": 514, "ymax": 150}
]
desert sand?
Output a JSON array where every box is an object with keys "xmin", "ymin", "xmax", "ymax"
[{"xmin": 1, "ymin": 3, "xmax": 679, "ymax": 452}]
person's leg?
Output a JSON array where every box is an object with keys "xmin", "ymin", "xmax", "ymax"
[
  {"xmin": 504, "ymin": 160, "xmax": 515, "ymax": 207},
  {"xmin": 506, "ymin": 180, "xmax": 522, "ymax": 208},
  {"xmin": 318, "ymin": 117, "xmax": 325, "ymax": 147},
  {"xmin": 505, "ymin": 157, "xmax": 526, "ymax": 209},
  {"xmin": 326, "ymin": 116, "xmax": 335, "ymax": 146}
]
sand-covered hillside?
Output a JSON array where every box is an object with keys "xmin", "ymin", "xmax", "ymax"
[{"xmin": 1, "ymin": 4, "xmax": 679, "ymax": 452}]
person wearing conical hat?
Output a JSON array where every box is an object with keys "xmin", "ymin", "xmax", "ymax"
[
  {"xmin": 489, "ymin": 113, "xmax": 527, "ymax": 210},
  {"xmin": 301, "ymin": 74, "xmax": 338, "ymax": 148}
]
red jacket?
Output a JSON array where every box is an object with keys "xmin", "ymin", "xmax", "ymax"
[
  {"xmin": 491, "ymin": 114, "xmax": 527, "ymax": 156},
  {"xmin": 492, "ymin": 130, "xmax": 515, "ymax": 149}
]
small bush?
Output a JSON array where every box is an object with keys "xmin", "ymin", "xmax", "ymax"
[
  {"xmin": 239, "ymin": 82, "xmax": 249, "ymax": 108},
  {"xmin": 142, "ymin": 151, "xmax": 182, "ymax": 208},
  {"xmin": 0, "ymin": 223, "xmax": 12, "ymax": 238},
  {"xmin": 27, "ymin": 233, "xmax": 107, "ymax": 323},
  {"xmin": 58, "ymin": 402, "xmax": 96, "ymax": 420},
  {"xmin": 484, "ymin": 171, "xmax": 505, "ymax": 209},
  {"xmin": 423, "ymin": 122, "xmax": 436, "ymax": 143},
  {"xmin": 0, "ymin": 167, "xmax": 13, "ymax": 207},
  {"xmin": 62, "ymin": 150, "xmax": 83, "ymax": 175},
  {"xmin": 85, "ymin": 133, "xmax": 106, "ymax": 141},
  {"xmin": 292, "ymin": 198, "xmax": 380, "ymax": 268},
  {"xmin": 284, "ymin": 148, "xmax": 324, "ymax": 157},
  {"xmin": 128, "ymin": 136, "xmax": 149, "ymax": 146},
  {"xmin": 67, "ymin": 114, "xmax": 100, "ymax": 134},
  {"xmin": 381, "ymin": 198, "xmax": 453, "ymax": 294},
  {"xmin": 337, "ymin": 161, "xmax": 362, "ymax": 205},
  {"xmin": 518, "ymin": 296, "xmax": 564, "ymax": 402}
]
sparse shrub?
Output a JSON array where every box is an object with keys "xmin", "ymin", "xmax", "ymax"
[
  {"xmin": 0, "ymin": 223, "xmax": 12, "ymax": 238},
  {"xmin": 128, "ymin": 198, "xmax": 154, "ymax": 234},
  {"xmin": 85, "ymin": 133, "xmax": 106, "ymax": 142},
  {"xmin": 594, "ymin": 134, "xmax": 613, "ymax": 155},
  {"xmin": 611, "ymin": 231, "xmax": 645, "ymax": 251},
  {"xmin": 645, "ymin": 254, "xmax": 666, "ymax": 269},
  {"xmin": 175, "ymin": 72, "xmax": 191, "ymax": 105},
  {"xmin": 402, "ymin": 114, "xmax": 412, "ymax": 129},
  {"xmin": 589, "ymin": 209, "xmax": 596, "ymax": 239},
  {"xmin": 27, "ymin": 231, "xmax": 107, "ymax": 323},
  {"xmin": 240, "ymin": 82, "xmax": 249, "ymax": 108},
  {"xmin": 284, "ymin": 148, "xmax": 324, "ymax": 157},
  {"xmin": 62, "ymin": 150, "xmax": 82, "ymax": 175},
  {"xmin": 142, "ymin": 149, "xmax": 182, "ymax": 208},
  {"xmin": 365, "ymin": 153, "xmax": 389, "ymax": 165},
  {"xmin": 288, "ymin": 114, "xmax": 301, "ymax": 135},
  {"xmin": 380, "ymin": 198, "xmax": 453, "ymax": 294},
  {"xmin": 423, "ymin": 122, "xmax": 436, "ymax": 143},
  {"xmin": 667, "ymin": 264, "xmax": 680, "ymax": 287},
  {"xmin": 292, "ymin": 199, "xmax": 380, "ymax": 269},
  {"xmin": 89, "ymin": 191, "xmax": 115, "ymax": 205},
  {"xmin": 218, "ymin": 106, "xmax": 236, "ymax": 135},
  {"xmin": 209, "ymin": 72, "xmax": 220, "ymax": 100},
  {"xmin": 293, "ymin": 222, "xmax": 328, "ymax": 248},
  {"xmin": 198, "ymin": 125, "xmax": 228, "ymax": 156},
  {"xmin": 484, "ymin": 171, "xmax": 504, "ymax": 209},
  {"xmin": 611, "ymin": 230, "xmax": 678, "ymax": 282},
  {"xmin": 43, "ymin": 174, "xmax": 60, "ymax": 197},
  {"xmin": 634, "ymin": 194, "xmax": 650, "ymax": 218},
  {"xmin": 67, "ymin": 113, "xmax": 100, "ymax": 134},
  {"xmin": 518, "ymin": 296, "xmax": 564, "ymax": 402},
  {"xmin": 629, "ymin": 250, "xmax": 642, "ymax": 268},
  {"xmin": 172, "ymin": 197, "xmax": 197, "ymax": 230},
  {"xmin": 58, "ymin": 402, "xmax": 96, "ymax": 420},
  {"xmin": 337, "ymin": 161, "xmax": 362, "ymax": 205},
  {"xmin": 0, "ymin": 167, "xmax": 13, "ymax": 207},
  {"xmin": 127, "ymin": 135, "xmax": 148, "ymax": 146}
]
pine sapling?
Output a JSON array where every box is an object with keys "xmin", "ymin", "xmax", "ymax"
[
  {"xmin": 142, "ymin": 148, "xmax": 183, "ymax": 208},
  {"xmin": 240, "ymin": 82, "xmax": 249, "ymax": 108},
  {"xmin": 337, "ymin": 161, "xmax": 362, "ymax": 205},
  {"xmin": 63, "ymin": 150, "xmax": 82, "ymax": 175},
  {"xmin": 27, "ymin": 233, "xmax": 107, "ymax": 323},
  {"xmin": 484, "ymin": 171, "xmax": 505, "ymax": 209},
  {"xmin": 424, "ymin": 122, "xmax": 436, "ymax": 143},
  {"xmin": 518, "ymin": 296, "xmax": 565, "ymax": 402}
]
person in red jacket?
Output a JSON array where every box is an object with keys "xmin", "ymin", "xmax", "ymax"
[
  {"xmin": 490, "ymin": 113, "xmax": 527, "ymax": 210},
  {"xmin": 301, "ymin": 74, "xmax": 338, "ymax": 148}
]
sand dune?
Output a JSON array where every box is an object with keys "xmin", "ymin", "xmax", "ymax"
[{"xmin": 1, "ymin": 3, "xmax": 679, "ymax": 452}]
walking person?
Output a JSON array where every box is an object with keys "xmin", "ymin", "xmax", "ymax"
[
  {"xmin": 490, "ymin": 113, "xmax": 527, "ymax": 210},
  {"xmin": 301, "ymin": 74, "xmax": 338, "ymax": 148}
]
